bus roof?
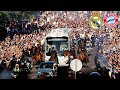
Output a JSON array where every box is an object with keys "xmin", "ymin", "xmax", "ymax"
[{"xmin": 46, "ymin": 28, "xmax": 70, "ymax": 38}]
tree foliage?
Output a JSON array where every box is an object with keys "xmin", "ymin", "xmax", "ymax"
[
  {"xmin": 3, "ymin": 11, "xmax": 33, "ymax": 21},
  {"xmin": 0, "ymin": 11, "xmax": 35, "ymax": 27},
  {"xmin": 0, "ymin": 11, "xmax": 10, "ymax": 27}
]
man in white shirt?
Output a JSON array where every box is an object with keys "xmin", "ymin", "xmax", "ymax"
[{"xmin": 0, "ymin": 59, "xmax": 2, "ymax": 65}]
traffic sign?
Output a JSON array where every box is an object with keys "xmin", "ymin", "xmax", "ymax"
[
  {"xmin": 70, "ymin": 59, "xmax": 82, "ymax": 72},
  {"xmin": 70, "ymin": 59, "xmax": 82, "ymax": 79}
]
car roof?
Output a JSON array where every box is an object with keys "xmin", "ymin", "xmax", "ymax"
[{"xmin": 40, "ymin": 61, "xmax": 55, "ymax": 64}]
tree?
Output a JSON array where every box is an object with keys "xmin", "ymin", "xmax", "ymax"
[
  {"xmin": 0, "ymin": 11, "xmax": 34, "ymax": 22},
  {"xmin": 0, "ymin": 11, "xmax": 10, "ymax": 27},
  {"xmin": 7, "ymin": 11, "xmax": 33, "ymax": 21},
  {"xmin": 0, "ymin": 11, "xmax": 44, "ymax": 27}
]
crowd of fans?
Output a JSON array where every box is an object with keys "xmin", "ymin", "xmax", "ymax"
[
  {"xmin": 0, "ymin": 19, "xmax": 46, "ymax": 69},
  {"xmin": 0, "ymin": 11, "xmax": 120, "ymax": 79}
]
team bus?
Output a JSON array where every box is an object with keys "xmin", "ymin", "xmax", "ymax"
[{"xmin": 44, "ymin": 28, "xmax": 71, "ymax": 66}]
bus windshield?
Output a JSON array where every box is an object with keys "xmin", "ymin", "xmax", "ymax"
[{"xmin": 46, "ymin": 37, "xmax": 69, "ymax": 56}]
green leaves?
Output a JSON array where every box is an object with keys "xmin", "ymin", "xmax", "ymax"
[
  {"xmin": 0, "ymin": 11, "xmax": 34, "ymax": 22},
  {"xmin": 0, "ymin": 11, "xmax": 36, "ymax": 27},
  {"xmin": 0, "ymin": 11, "xmax": 10, "ymax": 27}
]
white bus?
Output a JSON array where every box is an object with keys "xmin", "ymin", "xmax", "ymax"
[{"xmin": 44, "ymin": 28, "xmax": 71, "ymax": 66}]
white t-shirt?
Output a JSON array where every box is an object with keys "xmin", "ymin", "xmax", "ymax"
[
  {"xmin": 47, "ymin": 17, "xmax": 50, "ymax": 22},
  {"xmin": 0, "ymin": 60, "xmax": 2, "ymax": 64}
]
